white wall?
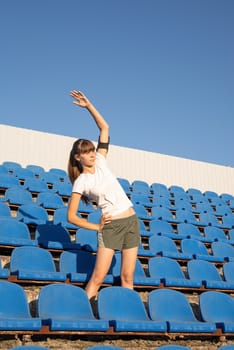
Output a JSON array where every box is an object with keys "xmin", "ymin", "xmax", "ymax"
[{"xmin": 1, "ymin": 124, "xmax": 234, "ymax": 195}]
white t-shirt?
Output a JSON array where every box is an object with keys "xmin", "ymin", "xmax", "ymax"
[{"xmin": 72, "ymin": 153, "xmax": 133, "ymax": 216}]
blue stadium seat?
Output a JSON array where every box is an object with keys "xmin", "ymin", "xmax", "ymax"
[
  {"xmin": 37, "ymin": 191, "xmax": 65, "ymax": 210},
  {"xmin": 218, "ymin": 345, "xmax": 234, "ymax": 350},
  {"xmin": 149, "ymin": 220, "xmax": 177, "ymax": 239},
  {"xmin": 26, "ymin": 164, "xmax": 45, "ymax": 176},
  {"xmin": 78, "ymin": 200, "xmax": 95, "ymax": 214},
  {"xmin": 150, "ymin": 183, "xmax": 169, "ymax": 197},
  {"xmin": 98, "ymin": 286, "xmax": 167, "ymax": 332},
  {"xmin": 87, "ymin": 209, "xmax": 102, "ymax": 224},
  {"xmin": 194, "ymin": 202, "xmax": 213, "ymax": 214},
  {"xmin": 133, "ymin": 203, "xmax": 153, "ymax": 221},
  {"xmin": 76, "ymin": 228, "xmax": 98, "ymax": 252},
  {"xmin": 53, "ymin": 182, "xmax": 72, "ymax": 198},
  {"xmin": 0, "ymin": 202, "xmax": 12, "ymax": 218},
  {"xmin": 17, "ymin": 203, "xmax": 49, "ymax": 225},
  {"xmin": 49, "ymin": 167, "xmax": 67, "ymax": 179},
  {"xmin": 10, "ymin": 246, "xmax": 67, "ymax": 282},
  {"xmin": 176, "ymin": 209, "xmax": 207, "ymax": 227},
  {"xmin": 10, "ymin": 346, "xmax": 50, "ymax": 350},
  {"xmin": 211, "ymin": 242, "xmax": 234, "ymax": 262},
  {"xmin": 131, "ymin": 180, "xmax": 151, "ymax": 196},
  {"xmin": 0, "ymin": 165, "xmax": 8, "ymax": 174},
  {"xmin": 204, "ymin": 226, "xmax": 232, "ymax": 243},
  {"xmin": 203, "ymin": 190, "xmax": 219, "ymax": 200},
  {"xmin": 186, "ymin": 188, "xmax": 203, "ymax": 198},
  {"xmin": 149, "ymin": 235, "xmax": 192, "ymax": 261},
  {"xmin": 13, "ymin": 167, "xmax": 35, "ymax": 183},
  {"xmin": 148, "ymin": 256, "xmax": 201, "ymax": 289},
  {"xmin": 0, "ymin": 173, "xmax": 19, "ymax": 190},
  {"xmin": 2, "ymin": 186, "xmax": 33, "ymax": 206},
  {"xmin": 35, "ymin": 223, "xmax": 80, "ymax": 250},
  {"xmin": 151, "ymin": 206, "xmax": 181, "ymax": 224},
  {"xmin": 199, "ymin": 212, "xmax": 230, "ymax": 229},
  {"xmin": 38, "ymin": 284, "xmax": 109, "ymax": 331},
  {"xmin": 152, "ymin": 196, "xmax": 173, "ymax": 209},
  {"xmin": 59, "ymin": 250, "xmax": 113, "ymax": 284},
  {"xmin": 39, "ymin": 172, "xmax": 61, "ymax": 187},
  {"xmin": 168, "ymin": 185, "xmax": 186, "ymax": 196},
  {"xmin": 177, "ymin": 223, "xmax": 209, "ymax": 242},
  {"xmin": 117, "ymin": 178, "xmax": 131, "ymax": 195},
  {"xmin": 200, "ymin": 291, "xmax": 234, "ymax": 333},
  {"xmin": 130, "ymin": 193, "xmax": 153, "ymax": 208},
  {"xmin": 220, "ymin": 193, "xmax": 234, "ymax": 202},
  {"xmin": 53, "ymin": 207, "xmax": 79, "ymax": 230},
  {"xmin": 23, "ymin": 177, "xmax": 49, "ymax": 193},
  {"xmin": 181, "ymin": 239, "xmax": 225, "ymax": 263},
  {"xmin": 139, "ymin": 219, "xmax": 153, "ymax": 237},
  {"xmin": 148, "ymin": 289, "xmax": 216, "ymax": 334},
  {"xmin": 2, "ymin": 161, "xmax": 22, "ymax": 173},
  {"xmin": 187, "ymin": 259, "xmax": 234, "ymax": 290},
  {"xmin": 0, "ymin": 218, "xmax": 37, "ymax": 247},
  {"xmin": 173, "ymin": 199, "xmax": 194, "ymax": 212},
  {"xmin": 0, "ymin": 280, "xmax": 41, "ymax": 331},
  {"xmin": 223, "ymin": 261, "xmax": 234, "ymax": 284},
  {"xmin": 222, "ymin": 214, "xmax": 234, "ymax": 230}
]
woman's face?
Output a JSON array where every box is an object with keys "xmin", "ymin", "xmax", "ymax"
[{"xmin": 76, "ymin": 150, "xmax": 96, "ymax": 168}]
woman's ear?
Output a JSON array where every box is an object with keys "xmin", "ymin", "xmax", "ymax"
[{"xmin": 74, "ymin": 154, "xmax": 80, "ymax": 161}]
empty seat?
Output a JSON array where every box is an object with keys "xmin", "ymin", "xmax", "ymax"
[
  {"xmin": 13, "ymin": 167, "xmax": 35, "ymax": 182},
  {"xmin": 187, "ymin": 259, "xmax": 234, "ymax": 290},
  {"xmin": 131, "ymin": 180, "xmax": 151, "ymax": 195},
  {"xmin": 38, "ymin": 284, "xmax": 109, "ymax": 331},
  {"xmin": 23, "ymin": 178, "xmax": 48, "ymax": 193},
  {"xmin": 200, "ymin": 291, "xmax": 234, "ymax": 333},
  {"xmin": 149, "ymin": 220, "xmax": 177, "ymax": 239},
  {"xmin": 204, "ymin": 226, "xmax": 231, "ymax": 243},
  {"xmin": 0, "ymin": 280, "xmax": 41, "ymax": 331},
  {"xmin": 97, "ymin": 286, "xmax": 167, "ymax": 332},
  {"xmin": 2, "ymin": 161, "xmax": 21, "ymax": 172},
  {"xmin": 53, "ymin": 207, "xmax": 79, "ymax": 230},
  {"xmin": 133, "ymin": 204, "xmax": 153, "ymax": 221},
  {"xmin": 78, "ymin": 200, "xmax": 95, "ymax": 214},
  {"xmin": 26, "ymin": 164, "xmax": 45, "ymax": 176},
  {"xmin": 151, "ymin": 206, "xmax": 181, "ymax": 224},
  {"xmin": 181, "ymin": 239, "xmax": 224, "ymax": 263},
  {"xmin": 177, "ymin": 223, "xmax": 208, "ymax": 242},
  {"xmin": 76, "ymin": 228, "xmax": 98, "ymax": 252},
  {"xmin": 152, "ymin": 196, "xmax": 173, "ymax": 209},
  {"xmin": 53, "ymin": 182, "xmax": 72, "ymax": 197},
  {"xmin": 35, "ymin": 223, "xmax": 80, "ymax": 250},
  {"xmin": 0, "ymin": 173, "xmax": 19, "ymax": 190},
  {"xmin": 150, "ymin": 183, "xmax": 169, "ymax": 196},
  {"xmin": 149, "ymin": 235, "xmax": 192, "ymax": 261},
  {"xmin": 3, "ymin": 186, "xmax": 33, "ymax": 206},
  {"xmin": 223, "ymin": 261, "xmax": 234, "ymax": 283},
  {"xmin": 148, "ymin": 289, "xmax": 216, "ymax": 333},
  {"xmin": 211, "ymin": 242, "xmax": 234, "ymax": 262},
  {"xmin": 117, "ymin": 178, "xmax": 131, "ymax": 195},
  {"xmin": 176, "ymin": 209, "xmax": 207, "ymax": 227},
  {"xmin": 131, "ymin": 194, "xmax": 153, "ymax": 208},
  {"xmin": 203, "ymin": 191, "xmax": 219, "ymax": 200},
  {"xmin": 0, "ymin": 202, "xmax": 12, "ymax": 218},
  {"xmin": 59, "ymin": 250, "xmax": 113, "ymax": 284},
  {"xmin": 0, "ymin": 218, "xmax": 37, "ymax": 247},
  {"xmin": 17, "ymin": 203, "xmax": 49, "ymax": 225},
  {"xmin": 148, "ymin": 256, "xmax": 201, "ymax": 289},
  {"xmin": 218, "ymin": 345, "xmax": 234, "ymax": 350},
  {"xmin": 10, "ymin": 246, "xmax": 67, "ymax": 282},
  {"xmin": 37, "ymin": 191, "xmax": 65, "ymax": 210}
]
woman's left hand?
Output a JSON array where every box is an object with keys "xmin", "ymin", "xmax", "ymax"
[{"xmin": 70, "ymin": 90, "xmax": 91, "ymax": 108}]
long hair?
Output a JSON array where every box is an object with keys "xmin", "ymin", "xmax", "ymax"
[{"xmin": 68, "ymin": 139, "xmax": 95, "ymax": 203}]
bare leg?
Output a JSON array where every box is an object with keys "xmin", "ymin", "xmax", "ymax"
[
  {"xmin": 120, "ymin": 246, "xmax": 138, "ymax": 289},
  {"xmin": 85, "ymin": 247, "xmax": 115, "ymax": 299}
]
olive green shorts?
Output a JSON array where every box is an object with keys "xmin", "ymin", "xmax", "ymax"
[{"xmin": 98, "ymin": 214, "xmax": 140, "ymax": 250}]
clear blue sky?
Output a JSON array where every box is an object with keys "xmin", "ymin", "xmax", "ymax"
[{"xmin": 0, "ymin": 0, "xmax": 233, "ymax": 167}]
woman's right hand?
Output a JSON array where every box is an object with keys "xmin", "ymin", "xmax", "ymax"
[{"xmin": 99, "ymin": 213, "xmax": 112, "ymax": 230}]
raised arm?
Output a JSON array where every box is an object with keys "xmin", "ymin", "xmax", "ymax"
[{"xmin": 70, "ymin": 90, "xmax": 109, "ymax": 157}]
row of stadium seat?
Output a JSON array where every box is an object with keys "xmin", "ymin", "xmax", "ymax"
[
  {"xmin": 1, "ymin": 246, "xmax": 234, "ymax": 292},
  {"xmin": 0, "ymin": 281, "xmax": 234, "ymax": 335}
]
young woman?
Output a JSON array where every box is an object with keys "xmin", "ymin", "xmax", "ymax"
[{"xmin": 67, "ymin": 90, "xmax": 140, "ymax": 299}]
